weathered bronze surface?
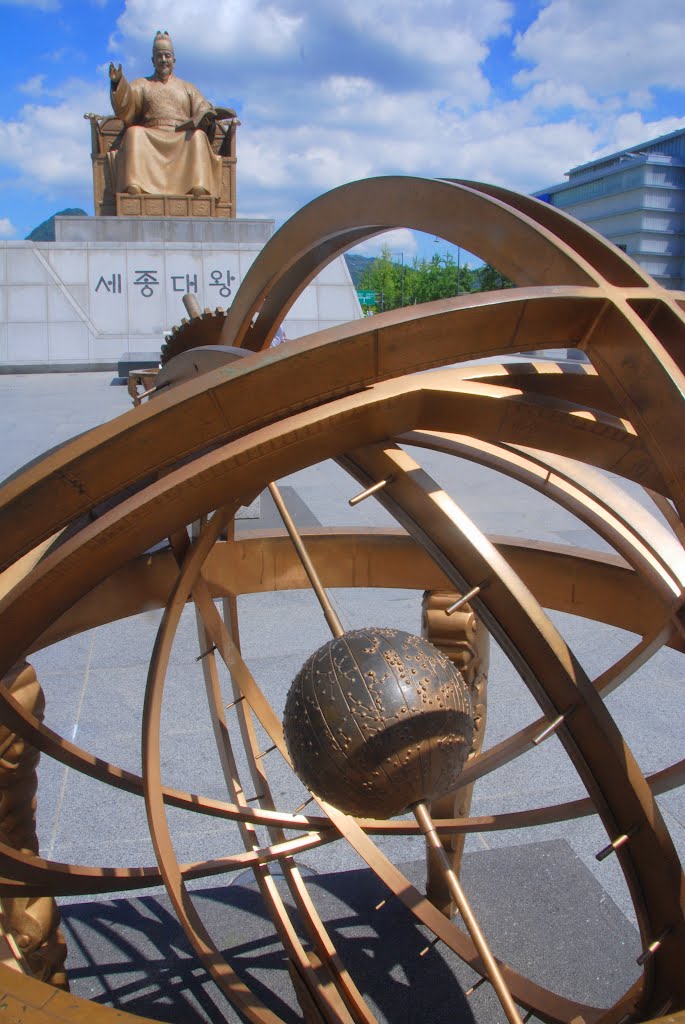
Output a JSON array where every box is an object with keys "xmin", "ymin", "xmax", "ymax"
[
  {"xmin": 0, "ymin": 175, "xmax": 683, "ymax": 1022},
  {"xmin": 284, "ymin": 627, "xmax": 473, "ymax": 818},
  {"xmin": 422, "ymin": 590, "xmax": 489, "ymax": 916},
  {"xmin": 0, "ymin": 663, "xmax": 68, "ymax": 990}
]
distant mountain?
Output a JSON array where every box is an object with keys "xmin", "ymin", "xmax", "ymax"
[
  {"xmin": 344, "ymin": 252, "xmax": 375, "ymax": 287},
  {"xmin": 26, "ymin": 208, "xmax": 88, "ymax": 242}
]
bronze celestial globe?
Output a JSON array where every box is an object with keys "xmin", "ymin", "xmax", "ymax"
[{"xmin": 283, "ymin": 627, "xmax": 474, "ymax": 818}]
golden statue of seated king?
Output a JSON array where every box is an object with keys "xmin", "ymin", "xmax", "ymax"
[{"xmin": 86, "ymin": 31, "xmax": 238, "ymax": 217}]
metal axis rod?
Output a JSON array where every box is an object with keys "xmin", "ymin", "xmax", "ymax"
[
  {"xmin": 413, "ymin": 800, "xmax": 522, "ymax": 1024},
  {"xmin": 182, "ymin": 292, "xmax": 202, "ymax": 318},
  {"xmin": 267, "ymin": 481, "xmax": 344, "ymax": 638}
]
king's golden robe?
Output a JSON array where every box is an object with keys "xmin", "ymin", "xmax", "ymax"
[{"xmin": 109, "ymin": 73, "xmax": 222, "ymax": 197}]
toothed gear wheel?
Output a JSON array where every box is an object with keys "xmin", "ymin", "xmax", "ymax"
[{"xmin": 160, "ymin": 306, "xmax": 228, "ymax": 364}]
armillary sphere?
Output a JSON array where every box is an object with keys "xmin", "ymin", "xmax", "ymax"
[{"xmin": 0, "ymin": 177, "xmax": 684, "ymax": 1024}]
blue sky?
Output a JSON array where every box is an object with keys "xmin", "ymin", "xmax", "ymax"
[{"xmin": 1, "ymin": 0, "xmax": 685, "ymax": 263}]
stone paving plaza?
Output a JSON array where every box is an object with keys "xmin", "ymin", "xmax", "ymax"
[{"xmin": 0, "ymin": 370, "xmax": 683, "ymax": 1022}]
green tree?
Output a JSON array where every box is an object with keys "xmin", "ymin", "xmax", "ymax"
[
  {"xmin": 458, "ymin": 263, "xmax": 475, "ymax": 294},
  {"xmin": 359, "ymin": 247, "xmax": 476, "ymax": 311},
  {"xmin": 406, "ymin": 253, "xmax": 473, "ymax": 305},
  {"xmin": 475, "ymin": 263, "xmax": 514, "ymax": 291},
  {"xmin": 358, "ymin": 245, "xmax": 402, "ymax": 310}
]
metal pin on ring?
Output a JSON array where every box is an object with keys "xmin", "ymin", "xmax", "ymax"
[
  {"xmin": 636, "ymin": 928, "xmax": 670, "ymax": 966},
  {"xmin": 196, "ymin": 643, "xmax": 217, "ymax": 662},
  {"xmin": 135, "ymin": 384, "xmax": 158, "ymax": 403},
  {"xmin": 446, "ymin": 584, "xmax": 483, "ymax": 615},
  {"xmin": 255, "ymin": 744, "xmax": 277, "ymax": 761},
  {"xmin": 349, "ymin": 477, "xmax": 392, "ymax": 506},
  {"xmin": 596, "ymin": 827, "xmax": 636, "ymax": 862},
  {"xmin": 465, "ymin": 976, "xmax": 488, "ymax": 997},
  {"xmin": 226, "ymin": 695, "xmax": 245, "ymax": 711},
  {"xmin": 533, "ymin": 710, "xmax": 572, "ymax": 746}
]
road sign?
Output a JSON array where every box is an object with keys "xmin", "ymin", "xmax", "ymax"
[{"xmin": 356, "ymin": 290, "xmax": 376, "ymax": 305}]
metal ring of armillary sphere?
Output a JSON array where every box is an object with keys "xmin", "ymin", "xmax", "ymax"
[{"xmin": 0, "ymin": 176, "xmax": 684, "ymax": 1024}]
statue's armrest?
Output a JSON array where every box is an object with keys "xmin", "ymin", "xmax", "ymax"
[
  {"xmin": 212, "ymin": 110, "xmax": 240, "ymax": 158},
  {"xmin": 83, "ymin": 113, "xmax": 125, "ymax": 155}
]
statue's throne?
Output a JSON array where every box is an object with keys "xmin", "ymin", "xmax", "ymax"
[{"xmin": 85, "ymin": 112, "xmax": 238, "ymax": 218}]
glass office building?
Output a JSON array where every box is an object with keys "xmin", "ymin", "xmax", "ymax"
[{"xmin": 534, "ymin": 128, "xmax": 685, "ymax": 289}]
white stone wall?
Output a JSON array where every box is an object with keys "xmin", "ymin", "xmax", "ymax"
[{"xmin": 0, "ymin": 217, "xmax": 362, "ymax": 370}]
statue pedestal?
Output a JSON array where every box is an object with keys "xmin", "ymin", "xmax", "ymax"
[
  {"xmin": 55, "ymin": 215, "xmax": 272, "ymax": 245},
  {"xmin": 115, "ymin": 194, "xmax": 217, "ymax": 218},
  {"xmin": 0, "ymin": 216, "xmax": 362, "ymax": 372}
]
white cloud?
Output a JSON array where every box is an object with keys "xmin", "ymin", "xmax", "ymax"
[
  {"xmin": 0, "ymin": 79, "xmax": 108, "ymax": 191},
  {"xmin": 18, "ymin": 74, "xmax": 46, "ymax": 97},
  {"xmin": 593, "ymin": 112, "xmax": 685, "ymax": 161},
  {"xmin": 326, "ymin": 76, "xmax": 372, "ymax": 103},
  {"xmin": 515, "ymin": 0, "xmax": 685, "ymax": 96},
  {"xmin": 0, "ymin": 218, "xmax": 17, "ymax": 238},
  {"xmin": 341, "ymin": 0, "xmax": 510, "ymax": 100},
  {"xmin": 109, "ymin": 0, "xmax": 511, "ymax": 108},
  {"xmin": 3, "ymin": 0, "xmax": 685, "ymax": 242},
  {"xmin": 101, "ymin": 0, "xmax": 613, "ymax": 217},
  {"xmin": 523, "ymin": 80, "xmax": 600, "ymax": 115},
  {"xmin": 113, "ymin": 0, "xmax": 303, "ymax": 62},
  {"xmin": 350, "ymin": 229, "xmax": 418, "ymax": 259}
]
